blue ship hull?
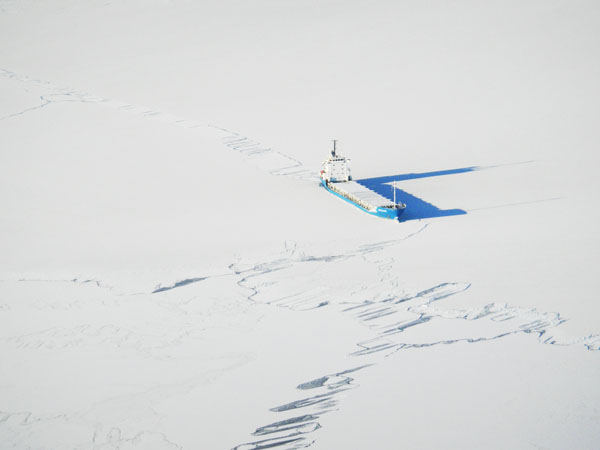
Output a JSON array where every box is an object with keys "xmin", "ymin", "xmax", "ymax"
[{"xmin": 321, "ymin": 180, "xmax": 405, "ymax": 221}]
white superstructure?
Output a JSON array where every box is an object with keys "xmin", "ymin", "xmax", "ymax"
[{"xmin": 320, "ymin": 140, "xmax": 352, "ymax": 182}]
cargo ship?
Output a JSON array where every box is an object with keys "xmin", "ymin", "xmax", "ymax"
[{"xmin": 320, "ymin": 141, "xmax": 406, "ymax": 220}]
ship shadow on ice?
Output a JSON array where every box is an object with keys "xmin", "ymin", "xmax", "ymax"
[{"xmin": 356, "ymin": 166, "xmax": 477, "ymax": 221}]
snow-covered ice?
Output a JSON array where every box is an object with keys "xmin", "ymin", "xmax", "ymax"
[{"xmin": 1, "ymin": 1, "xmax": 599, "ymax": 449}]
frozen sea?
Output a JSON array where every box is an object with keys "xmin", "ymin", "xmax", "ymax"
[{"xmin": 1, "ymin": 1, "xmax": 599, "ymax": 449}]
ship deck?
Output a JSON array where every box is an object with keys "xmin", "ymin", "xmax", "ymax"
[{"xmin": 332, "ymin": 181, "xmax": 395, "ymax": 208}]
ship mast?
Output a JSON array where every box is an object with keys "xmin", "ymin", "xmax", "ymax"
[
  {"xmin": 332, "ymin": 139, "xmax": 337, "ymax": 157},
  {"xmin": 393, "ymin": 180, "xmax": 396, "ymax": 205}
]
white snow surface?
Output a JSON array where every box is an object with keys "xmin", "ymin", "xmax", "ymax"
[{"xmin": 1, "ymin": 1, "xmax": 599, "ymax": 449}]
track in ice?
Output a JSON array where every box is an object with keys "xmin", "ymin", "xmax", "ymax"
[
  {"xmin": 4, "ymin": 67, "xmax": 536, "ymax": 221},
  {"xmin": 232, "ymin": 366, "xmax": 372, "ymax": 450},
  {"xmin": 0, "ymin": 68, "xmax": 317, "ymax": 183},
  {"xmin": 230, "ymin": 237, "xmax": 599, "ymax": 449},
  {"xmin": 4, "ymin": 234, "xmax": 599, "ymax": 449}
]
